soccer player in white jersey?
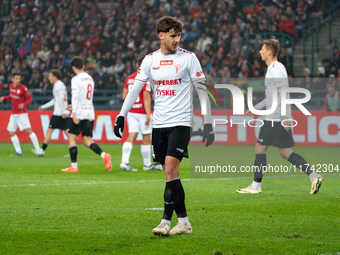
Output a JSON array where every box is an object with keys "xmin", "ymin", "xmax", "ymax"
[
  {"xmin": 120, "ymin": 56, "xmax": 162, "ymax": 171},
  {"xmin": 61, "ymin": 56, "xmax": 112, "ymax": 173},
  {"xmin": 114, "ymin": 16, "xmax": 215, "ymax": 236},
  {"xmin": 237, "ymin": 39, "xmax": 324, "ymax": 195},
  {"xmin": 32, "ymin": 69, "xmax": 70, "ymax": 156}
]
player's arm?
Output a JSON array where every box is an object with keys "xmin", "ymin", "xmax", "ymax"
[
  {"xmin": 190, "ymin": 53, "xmax": 214, "ymax": 147},
  {"xmin": 19, "ymin": 88, "xmax": 33, "ymax": 110},
  {"xmin": 143, "ymin": 88, "xmax": 151, "ymax": 126},
  {"xmin": 71, "ymin": 79, "xmax": 79, "ymax": 124},
  {"xmin": 247, "ymin": 99, "xmax": 266, "ymax": 117},
  {"xmin": 0, "ymin": 94, "xmax": 11, "ymax": 102},
  {"xmin": 122, "ymin": 76, "xmax": 129, "ymax": 100},
  {"xmin": 39, "ymin": 98, "xmax": 54, "ymax": 111},
  {"xmin": 114, "ymin": 57, "xmax": 150, "ymax": 138}
]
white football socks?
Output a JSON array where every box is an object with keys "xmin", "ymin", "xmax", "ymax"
[
  {"xmin": 141, "ymin": 144, "xmax": 151, "ymax": 166},
  {"xmin": 29, "ymin": 132, "xmax": 40, "ymax": 150},
  {"xmin": 122, "ymin": 142, "xmax": 132, "ymax": 164},
  {"xmin": 10, "ymin": 135, "xmax": 22, "ymax": 154},
  {"xmin": 161, "ymin": 219, "xmax": 171, "ymax": 227},
  {"xmin": 252, "ymin": 181, "xmax": 262, "ymax": 190},
  {"xmin": 178, "ymin": 216, "xmax": 190, "ymax": 226}
]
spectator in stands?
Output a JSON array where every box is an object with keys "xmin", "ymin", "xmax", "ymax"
[
  {"xmin": 20, "ymin": 59, "xmax": 33, "ymax": 85},
  {"xmin": 184, "ymin": 23, "xmax": 201, "ymax": 42},
  {"xmin": 278, "ymin": 47, "xmax": 294, "ymax": 75},
  {"xmin": 324, "ymin": 79, "xmax": 340, "ymax": 111},
  {"xmin": 330, "ymin": 46, "xmax": 340, "ymax": 66},
  {"xmin": 18, "ymin": 37, "xmax": 31, "ymax": 57},
  {"xmin": 313, "ymin": 66, "xmax": 326, "ymax": 90},
  {"xmin": 37, "ymin": 45, "xmax": 52, "ymax": 63},
  {"xmin": 39, "ymin": 76, "xmax": 50, "ymax": 90},
  {"xmin": 196, "ymin": 32, "xmax": 213, "ymax": 53},
  {"xmin": 322, "ymin": 58, "xmax": 332, "ymax": 77},
  {"xmin": 278, "ymin": 13, "xmax": 296, "ymax": 38},
  {"xmin": 301, "ymin": 67, "xmax": 313, "ymax": 90},
  {"xmin": 330, "ymin": 63, "xmax": 338, "ymax": 76},
  {"xmin": 30, "ymin": 35, "xmax": 42, "ymax": 55},
  {"xmin": 28, "ymin": 69, "xmax": 42, "ymax": 89}
]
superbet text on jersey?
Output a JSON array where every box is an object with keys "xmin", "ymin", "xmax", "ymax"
[{"xmin": 136, "ymin": 47, "xmax": 205, "ymax": 128}]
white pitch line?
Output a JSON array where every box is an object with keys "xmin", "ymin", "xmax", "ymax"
[{"xmin": 0, "ymin": 174, "xmax": 338, "ymax": 188}]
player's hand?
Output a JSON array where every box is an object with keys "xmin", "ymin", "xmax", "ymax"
[
  {"xmin": 145, "ymin": 115, "xmax": 150, "ymax": 126},
  {"xmin": 0, "ymin": 97, "xmax": 4, "ymax": 103},
  {"xmin": 246, "ymin": 109, "xmax": 254, "ymax": 117},
  {"xmin": 62, "ymin": 113, "xmax": 67, "ymax": 118},
  {"xmin": 114, "ymin": 116, "xmax": 125, "ymax": 138},
  {"xmin": 282, "ymin": 117, "xmax": 291, "ymax": 131},
  {"xmin": 38, "ymin": 106, "xmax": 43, "ymax": 111},
  {"xmin": 202, "ymin": 123, "xmax": 215, "ymax": 147},
  {"xmin": 73, "ymin": 114, "xmax": 80, "ymax": 125},
  {"xmin": 18, "ymin": 103, "xmax": 24, "ymax": 110},
  {"xmin": 66, "ymin": 104, "xmax": 72, "ymax": 111}
]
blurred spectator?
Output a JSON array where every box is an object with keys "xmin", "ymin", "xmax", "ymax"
[
  {"xmin": 28, "ymin": 69, "xmax": 42, "ymax": 89},
  {"xmin": 20, "ymin": 59, "xmax": 33, "ymax": 85},
  {"xmin": 278, "ymin": 13, "xmax": 296, "ymax": 38},
  {"xmin": 184, "ymin": 23, "xmax": 201, "ymax": 42},
  {"xmin": 30, "ymin": 35, "xmax": 42, "ymax": 55},
  {"xmin": 330, "ymin": 46, "xmax": 340, "ymax": 67},
  {"xmin": 322, "ymin": 58, "xmax": 332, "ymax": 77},
  {"xmin": 39, "ymin": 76, "xmax": 50, "ymax": 90},
  {"xmin": 37, "ymin": 45, "xmax": 52, "ymax": 63},
  {"xmin": 330, "ymin": 63, "xmax": 338, "ymax": 76},
  {"xmin": 277, "ymin": 47, "xmax": 294, "ymax": 76},
  {"xmin": 196, "ymin": 32, "xmax": 213, "ymax": 53},
  {"xmin": 18, "ymin": 37, "xmax": 31, "ymax": 57},
  {"xmin": 324, "ymin": 79, "xmax": 340, "ymax": 111},
  {"xmin": 301, "ymin": 67, "xmax": 313, "ymax": 90}
]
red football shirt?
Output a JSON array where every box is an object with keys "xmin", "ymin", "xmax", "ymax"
[
  {"xmin": 124, "ymin": 72, "xmax": 151, "ymax": 114},
  {"xmin": 3, "ymin": 83, "xmax": 33, "ymax": 114}
]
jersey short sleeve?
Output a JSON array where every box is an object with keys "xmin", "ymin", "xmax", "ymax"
[
  {"xmin": 135, "ymin": 56, "xmax": 150, "ymax": 82},
  {"xmin": 143, "ymin": 80, "xmax": 151, "ymax": 93},
  {"xmin": 188, "ymin": 53, "xmax": 205, "ymax": 80}
]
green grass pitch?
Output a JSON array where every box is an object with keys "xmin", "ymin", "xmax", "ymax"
[{"xmin": 0, "ymin": 142, "xmax": 339, "ymax": 255}]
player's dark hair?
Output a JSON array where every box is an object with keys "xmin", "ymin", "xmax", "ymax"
[
  {"xmin": 137, "ymin": 56, "xmax": 145, "ymax": 67},
  {"xmin": 50, "ymin": 69, "xmax": 62, "ymax": 80},
  {"xmin": 156, "ymin": 16, "xmax": 183, "ymax": 34},
  {"xmin": 12, "ymin": 72, "xmax": 21, "ymax": 77},
  {"xmin": 71, "ymin": 56, "xmax": 84, "ymax": 70},
  {"xmin": 263, "ymin": 39, "xmax": 280, "ymax": 57}
]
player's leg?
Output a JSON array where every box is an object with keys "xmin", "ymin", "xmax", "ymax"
[
  {"xmin": 121, "ymin": 113, "xmax": 139, "ymax": 171},
  {"xmin": 120, "ymin": 132, "xmax": 138, "ymax": 171},
  {"xmin": 237, "ymin": 121, "xmax": 276, "ymax": 194},
  {"xmin": 7, "ymin": 114, "xmax": 22, "ymax": 156},
  {"xmin": 17, "ymin": 113, "xmax": 40, "ymax": 154},
  {"xmin": 40, "ymin": 128, "xmax": 54, "ymax": 153},
  {"xmin": 281, "ymin": 147, "xmax": 324, "ymax": 194},
  {"xmin": 61, "ymin": 119, "xmax": 80, "ymax": 172},
  {"xmin": 166, "ymin": 126, "xmax": 192, "ymax": 235},
  {"xmin": 82, "ymin": 120, "xmax": 112, "ymax": 172},
  {"xmin": 140, "ymin": 114, "xmax": 162, "ymax": 171}
]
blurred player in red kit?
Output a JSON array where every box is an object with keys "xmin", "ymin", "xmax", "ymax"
[{"xmin": 0, "ymin": 73, "xmax": 41, "ymax": 156}]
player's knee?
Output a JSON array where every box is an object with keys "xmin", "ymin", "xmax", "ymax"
[{"xmin": 279, "ymin": 150, "xmax": 289, "ymax": 159}]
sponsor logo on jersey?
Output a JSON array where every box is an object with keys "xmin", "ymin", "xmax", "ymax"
[
  {"xmin": 160, "ymin": 60, "xmax": 173, "ymax": 66},
  {"xmin": 152, "ymin": 67, "xmax": 160, "ymax": 70},
  {"xmin": 153, "ymin": 78, "xmax": 182, "ymax": 86},
  {"xmin": 174, "ymin": 64, "xmax": 181, "ymax": 73},
  {"xmin": 156, "ymin": 89, "xmax": 176, "ymax": 96},
  {"xmin": 196, "ymin": 71, "xmax": 203, "ymax": 77},
  {"xmin": 17, "ymin": 89, "xmax": 20, "ymax": 94}
]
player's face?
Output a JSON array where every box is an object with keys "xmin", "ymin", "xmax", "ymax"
[
  {"xmin": 160, "ymin": 29, "xmax": 181, "ymax": 54},
  {"xmin": 12, "ymin": 75, "xmax": 21, "ymax": 86},
  {"xmin": 259, "ymin": 45, "xmax": 269, "ymax": 61},
  {"xmin": 48, "ymin": 73, "xmax": 55, "ymax": 85}
]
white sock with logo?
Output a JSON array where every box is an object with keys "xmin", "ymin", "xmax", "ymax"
[
  {"xmin": 122, "ymin": 142, "xmax": 132, "ymax": 164},
  {"xmin": 141, "ymin": 144, "xmax": 151, "ymax": 166},
  {"xmin": 29, "ymin": 132, "xmax": 40, "ymax": 150},
  {"xmin": 11, "ymin": 135, "xmax": 22, "ymax": 154}
]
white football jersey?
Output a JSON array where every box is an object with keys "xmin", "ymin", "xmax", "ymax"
[
  {"xmin": 41, "ymin": 80, "xmax": 69, "ymax": 116},
  {"xmin": 136, "ymin": 47, "xmax": 205, "ymax": 128},
  {"xmin": 71, "ymin": 72, "xmax": 95, "ymax": 120},
  {"xmin": 263, "ymin": 60, "xmax": 291, "ymax": 121}
]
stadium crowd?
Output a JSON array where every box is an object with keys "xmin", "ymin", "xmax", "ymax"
[{"xmin": 0, "ymin": 0, "xmax": 339, "ymax": 94}]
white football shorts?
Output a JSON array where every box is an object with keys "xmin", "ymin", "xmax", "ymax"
[
  {"xmin": 127, "ymin": 112, "xmax": 152, "ymax": 135},
  {"xmin": 7, "ymin": 113, "xmax": 32, "ymax": 132}
]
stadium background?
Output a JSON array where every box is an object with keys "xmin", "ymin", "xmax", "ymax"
[{"xmin": 0, "ymin": 0, "xmax": 339, "ymax": 145}]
